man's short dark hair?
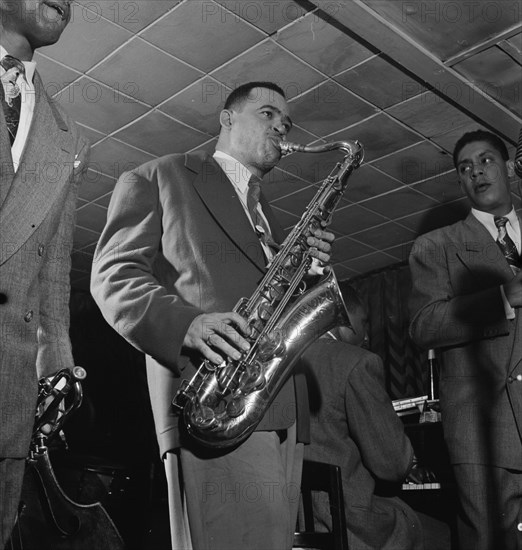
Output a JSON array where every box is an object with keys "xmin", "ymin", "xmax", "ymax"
[
  {"xmin": 453, "ymin": 130, "xmax": 509, "ymax": 167},
  {"xmin": 224, "ymin": 82, "xmax": 286, "ymax": 111}
]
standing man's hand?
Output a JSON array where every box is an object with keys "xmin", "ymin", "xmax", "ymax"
[{"xmin": 184, "ymin": 312, "xmax": 252, "ymax": 365}]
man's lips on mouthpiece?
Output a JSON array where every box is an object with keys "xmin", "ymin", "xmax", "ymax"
[{"xmin": 43, "ymin": 1, "xmax": 68, "ymax": 20}]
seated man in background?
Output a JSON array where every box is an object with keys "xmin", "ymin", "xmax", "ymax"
[{"xmin": 300, "ymin": 285, "xmax": 450, "ymax": 550}]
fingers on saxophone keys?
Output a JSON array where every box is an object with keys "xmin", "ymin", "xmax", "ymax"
[
  {"xmin": 307, "ymin": 234, "xmax": 332, "ymax": 253},
  {"xmin": 203, "ymin": 334, "xmax": 225, "ymax": 365},
  {"xmin": 204, "ymin": 328, "xmax": 250, "ymax": 364}
]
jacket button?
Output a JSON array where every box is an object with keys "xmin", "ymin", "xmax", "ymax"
[
  {"xmin": 24, "ymin": 310, "xmax": 33, "ymax": 322},
  {"xmin": 0, "ymin": 293, "xmax": 7, "ymax": 304},
  {"xmin": 517, "ymin": 522, "xmax": 522, "ymax": 531},
  {"xmin": 508, "ymin": 376, "xmax": 514, "ymax": 384},
  {"xmin": 38, "ymin": 244, "xmax": 45, "ymax": 256},
  {"xmin": 517, "ymin": 375, "xmax": 522, "ymax": 382}
]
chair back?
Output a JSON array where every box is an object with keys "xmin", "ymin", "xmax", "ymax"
[{"xmin": 294, "ymin": 460, "xmax": 348, "ymax": 550}]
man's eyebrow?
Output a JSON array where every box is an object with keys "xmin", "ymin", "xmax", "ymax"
[{"xmin": 259, "ymin": 104, "xmax": 293, "ymax": 127}]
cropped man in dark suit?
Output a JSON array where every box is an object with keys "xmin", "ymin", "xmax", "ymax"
[
  {"xmin": 0, "ymin": 0, "xmax": 89, "ymax": 546},
  {"xmin": 301, "ymin": 286, "xmax": 450, "ymax": 550},
  {"xmin": 91, "ymin": 82, "xmax": 334, "ymax": 550},
  {"xmin": 409, "ymin": 130, "xmax": 522, "ymax": 549}
]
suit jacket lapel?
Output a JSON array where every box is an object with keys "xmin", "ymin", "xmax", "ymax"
[
  {"xmin": 189, "ymin": 153, "xmax": 268, "ymax": 272},
  {"xmin": 0, "ymin": 71, "xmax": 74, "ymax": 266},
  {"xmin": 458, "ymin": 213, "xmax": 514, "ymax": 280}
]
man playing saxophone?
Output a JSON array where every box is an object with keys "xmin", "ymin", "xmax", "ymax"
[{"xmin": 91, "ymin": 81, "xmax": 334, "ymax": 550}]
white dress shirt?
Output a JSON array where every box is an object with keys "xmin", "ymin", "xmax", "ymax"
[
  {"xmin": 213, "ymin": 149, "xmax": 274, "ymax": 261},
  {"xmin": 471, "ymin": 206, "xmax": 521, "ymax": 319},
  {"xmin": 212, "ymin": 150, "xmax": 325, "ymax": 275},
  {"xmin": 0, "ymin": 45, "xmax": 37, "ymax": 172}
]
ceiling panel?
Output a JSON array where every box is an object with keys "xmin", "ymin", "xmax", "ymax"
[
  {"xmin": 288, "ymin": 81, "xmax": 377, "ymax": 136},
  {"xmin": 113, "ymin": 111, "xmax": 209, "ymax": 156},
  {"xmin": 55, "ymin": 76, "xmax": 149, "ymax": 135},
  {"xmin": 371, "ymin": 142, "xmax": 455, "ymax": 185},
  {"xmin": 359, "ymin": 0, "xmax": 521, "ymax": 61},
  {"xmin": 211, "ymin": 41, "xmax": 325, "ymax": 97},
  {"xmin": 39, "ymin": 3, "xmax": 134, "ymax": 72},
  {"xmin": 88, "ymin": 37, "xmax": 202, "ymax": 107},
  {"xmin": 454, "ymin": 46, "xmax": 522, "ymax": 117},
  {"xmin": 30, "ymin": 0, "xmax": 521, "ymax": 290},
  {"xmin": 214, "ymin": 0, "xmax": 310, "ymax": 34},
  {"xmin": 275, "ymin": 11, "xmax": 374, "ymax": 74},
  {"xmin": 334, "ymin": 55, "xmax": 427, "ymax": 109},
  {"xmin": 141, "ymin": 1, "xmax": 264, "ymax": 73}
]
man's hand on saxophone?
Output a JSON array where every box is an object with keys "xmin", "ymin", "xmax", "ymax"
[
  {"xmin": 183, "ymin": 312, "xmax": 252, "ymax": 366},
  {"xmin": 307, "ymin": 227, "xmax": 334, "ymax": 274},
  {"xmin": 182, "ymin": 228, "xmax": 334, "ymax": 366}
]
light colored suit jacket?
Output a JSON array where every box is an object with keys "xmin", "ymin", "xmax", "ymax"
[
  {"xmin": 0, "ymin": 72, "xmax": 89, "ymax": 457},
  {"xmin": 91, "ymin": 151, "xmax": 309, "ymax": 456},
  {"xmin": 409, "ymin": 212, "xmax": 522, "ymax": 468},
  {"xmin": 301, "ymin": 339, "xmax": 423, "ymax": 550}
]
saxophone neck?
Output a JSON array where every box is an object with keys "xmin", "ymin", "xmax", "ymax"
[{"xmin": 279, "ymin": 139, "xmax": 363, "ymax": 158}]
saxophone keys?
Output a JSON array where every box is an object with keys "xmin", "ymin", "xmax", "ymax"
[
  {"xmin": 239, "ymin": 360, "xmax": 266, "ymax": 393},
  {"xmin": 190, "ymin": 401, "xmax": 217, "ymax": 429},
  {"xmin": 226, "ymin": 397, "xmax": 246, "ymax": 418}
]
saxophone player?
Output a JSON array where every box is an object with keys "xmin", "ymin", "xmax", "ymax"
[{"xmin": 91, "ymin": 81, "xmax": 334, "ymax": 550}]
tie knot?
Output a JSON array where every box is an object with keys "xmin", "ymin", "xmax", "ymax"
[
  {"xmin": 494, "ymin": 216, "xmax": 508, "ymax": 229},
  {"xmin": 0, "ymin": 55, "xmax": 26, "ymax": 78}
]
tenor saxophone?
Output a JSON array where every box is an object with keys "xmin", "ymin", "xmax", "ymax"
[{"xmin": 172, "ymin": 139, "xmax": 364, "ymax": 449}]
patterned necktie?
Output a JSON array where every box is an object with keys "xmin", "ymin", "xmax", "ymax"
[
  {"xmin": 494, "ymin": 216, "xmax": 521, "ymax": 273},
  {"xmin": 246, "ymin": 177, "xmax": 279, "ymax": 257},
  {"xmin": 0, "ymin": 55, "xmax": 26, "ymax": 145}
]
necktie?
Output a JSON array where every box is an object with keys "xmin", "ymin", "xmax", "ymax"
[
  {"xmin": 247, "ymin": 177, "xmax": 279, "ymax": 257},
  {"xmin": 0, "ymin": 55, "xmax": 26, "ymax": 146},
  {"xmin": 494, "ymin": 216, "xmax": 521, "ymax": 273}
]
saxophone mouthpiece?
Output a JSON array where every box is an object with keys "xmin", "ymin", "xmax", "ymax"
[{"xmin": 278, "ymin": 141, "xmax": 306, "ymax": 156}]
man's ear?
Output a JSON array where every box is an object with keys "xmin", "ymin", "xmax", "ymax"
[
  {"xmin": 506, "ymin": 159, "xmax": 515, "ymax": 178},
  {"xmin": 219, "ymin": 109, "xmax": 233, "ymax": 130}
]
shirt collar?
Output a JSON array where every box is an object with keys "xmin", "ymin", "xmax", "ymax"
[
  {"xmin": 471, "ymin": 206, "xmax": 519, "ymax": 233},
  {"xmin": 0, "ymin": 45, "xmax": 37, "ymax": 84},
  {"xmin": 213, "ymin": 150, "xmax": 253, "ymax": 194}
]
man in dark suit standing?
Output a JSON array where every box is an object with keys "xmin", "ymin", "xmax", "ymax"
[
  {"xmin": 91, "ymin": 81, "xmax": 334, "ymax": 549},
  {"xmin": 0, "ymin": 0, "xmax": 89, "ymax": 546},
  {"xmin": 409, "ymin": 130, "xmax": 522, "ymax": 549}
]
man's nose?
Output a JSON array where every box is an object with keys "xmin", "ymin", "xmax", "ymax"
[
  {"xmin": 273, "ymin": 120, "xmax": 287, "ymax": 136},
  {"xmin": 471, "ymin": 163, "xmax": 484, "ymax": 178}
]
